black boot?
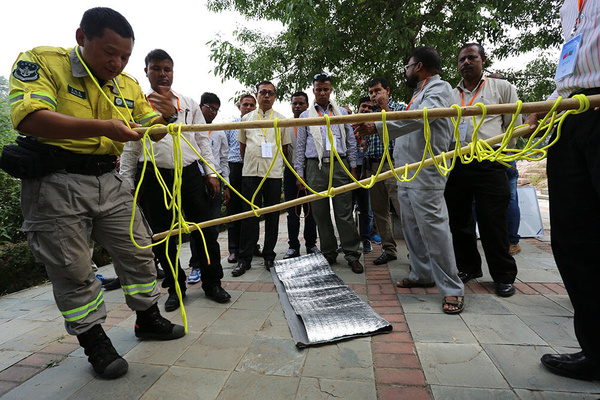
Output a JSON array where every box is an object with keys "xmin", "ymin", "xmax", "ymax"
[
  {"xmin": 77, "ymin": 324, "xmax": 128, "ymax": 379},
  {"xmin": 134, "ymin": 303, "xmax": 185, "ymax": 340}
]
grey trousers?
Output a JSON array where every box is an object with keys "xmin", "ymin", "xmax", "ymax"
[
  {"xmin": 306, "ymin": 159, "xmax": 360, "ymax": 263},
  {"xmin": 367, "ymin": 161, "xmax": 403, "ymax": 255},
  {"xmin": 21, "ymin": 170, "xmax": 160, "ymax": 335},
  {"xmin": 398, "ymin": 187, "xmax": 464, "ymax": 297}
]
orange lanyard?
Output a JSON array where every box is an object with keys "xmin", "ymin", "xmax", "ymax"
[
  {"xmin": 293, "ymin": 126, "xmax": 297, "ymax": 138},
  {"xmin": 573, "ymin": 0, "xmax": 586, "ymax": 33},
  {"xmin": 208, "ymin": 131, "xmax": 212, "ymax": 137},
  {"xmin": 406, "ymin": 77, "xmax": 430, "ymax": 110},
  {"xmin": 316, "ymin": 107, "xmax": 333, "ymax": 117},
  {"xmin": 460, "ymin": 76, "xmax": 487, "ymax": 107}
]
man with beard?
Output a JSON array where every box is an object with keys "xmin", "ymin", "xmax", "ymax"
[{"xmin": 354, "ymin": 47, "xmax": 464, "ymax": 313}]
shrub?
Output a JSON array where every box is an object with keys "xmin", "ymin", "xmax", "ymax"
[{"xmin": 0, "ymin": 241, "xmax": 47, "ymax": 295}]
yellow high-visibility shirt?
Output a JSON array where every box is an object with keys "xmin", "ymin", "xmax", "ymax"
[{"xmin": 9, "ymin": 46, "xmax": 159, "ymax": 155}]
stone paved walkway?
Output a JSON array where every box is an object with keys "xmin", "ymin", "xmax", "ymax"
[{"xmin": 0, "ymin": 197, "xmax": 599, "ymax": 399}]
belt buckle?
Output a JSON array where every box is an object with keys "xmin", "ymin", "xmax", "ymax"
[{"xmin": 323, "ymin": 157, "xmax": 330, "ymax": 163}]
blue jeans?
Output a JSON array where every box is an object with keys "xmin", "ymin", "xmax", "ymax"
[{"xmin": 505, "ymin": 161, "xmax": 520, "ymax": 245}]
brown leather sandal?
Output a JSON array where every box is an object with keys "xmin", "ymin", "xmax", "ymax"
[{"xmin": 443, "ymin": 296, "xmax": 465, "ymax": 314}]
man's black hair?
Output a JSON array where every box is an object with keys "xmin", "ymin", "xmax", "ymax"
[
  {"xmin": 144, "ymin": 49, "xmax": 173, "ymax": 68},
  {"xmin": 239, "ymin": 94, "xmax": 256, "ymax": 104},
  {"xmin": 313, "ymin": 73, "xmax": 332, "ymax": 84},
  {"xmin": 256, "ymin": 80, "xmax": 276, "ymax": 93},
  {"xmin": 80, "ymin": 7, "xmax": 134, "ymax": 41},
  {"xmin": 458, "ymin": 43, "xmax": 486, "ymax": 59},
  {"xmin": 358, "ymin": 96, "xmax": 372, "ymax": 107},
  {"xmin": 201, "ymin": 92, "xmax": 221, "ymax": 106},
  {"xmin": 410, "ymin": 47, "xmax": 441, "ymax": 74},
  {"xmin": 291, "ymin": 91, "xmax": 309, "ymax": 103},
  {"xmin": 367, "ymin": 77, "xmax": 390, "ymax": 90}
]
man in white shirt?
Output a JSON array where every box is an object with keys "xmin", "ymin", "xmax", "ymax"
[
  {"xmin": 120, "ymin": 49, "xmax": 231, "ymax": 311},
  {"xmin": 231, "ymin": 81, "xmax": 291, "ymax": 276}
]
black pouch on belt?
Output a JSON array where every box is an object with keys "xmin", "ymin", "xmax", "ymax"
[{"xmin": 0, "ymin": 136, "xmax": 66, "ymax": 179}]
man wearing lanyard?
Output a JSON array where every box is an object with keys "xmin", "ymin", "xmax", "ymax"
[
  {"xmin": 225, "ymin": 94, "xmax": 257, "ymax": 264},
  {"xmin": 295, "ymin": 73, "xmax": 363, "ymax": 273},
  {"xmin": 282, "ymin": 91, "xmax": 319, "ymax": 259},
  {"xmin": 445, "ymin": 43, "xmax": 520, "ymax": 298},
  {"xmin": 231, "ymin": 81, "xmax": 291, "ymax": 277},
  {"xmin": 526, "ymin": 0, "xmax": 600, "ymax": 381},
  {"xmin": 354, "ymin": 47, "xmax": 464, "ymax": 313},
  {"xmin": 121, "ymin": 49, "xmax": 231, "ymax": 311},
  {"xmin": 7, "ymin": 9, "xmax": 185, "ymax": 379},
  {"xmin": 363, "ymin": 78, "xmax": 405, "ymax": 266},
  {"xmin": 187, "ymin": 92, "xmax": 230, "ymax": 284}
]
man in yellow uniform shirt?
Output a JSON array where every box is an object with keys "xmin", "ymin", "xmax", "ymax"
[{"xmin": 5, "ymin": 7, "xmax": 184, "ymax": 380}]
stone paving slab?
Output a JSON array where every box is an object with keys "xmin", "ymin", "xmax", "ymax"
[{"xmin": 2, "ymin": 210, "xmax": 600, "ymax": 399}]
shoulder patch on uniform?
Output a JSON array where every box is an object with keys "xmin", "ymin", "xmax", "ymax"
[
  {"xmin": 114, "ymin": 97, "xmax": 134, "ymax": 109},
  {"xmin": 68, "ymin": 85, "xmax": 86, "ymax": 100},
  {"xmin": 13, "ymin": 60, "xmax": 40, "ymax": 82}
]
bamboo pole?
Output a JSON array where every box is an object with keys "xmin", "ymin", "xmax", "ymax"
[
  {"xmin": 137, "ymin": 95, "xmax": 600, "ymax": 135},
  {"xmin": 152, "ymin": 122, "xmax": 539, "ymax": 240}
]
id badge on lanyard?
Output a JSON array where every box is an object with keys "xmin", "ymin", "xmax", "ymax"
[
  {"xmin": 555, "ymin": 34, "xmax": 582, "ymax": 81},
  {"xmin": 261, "ymin": 142, "xmax": 273, "ymax": 158},
  {"xmin": 455, "ymin": 121, "xmax": 468, "ymax": 142}
]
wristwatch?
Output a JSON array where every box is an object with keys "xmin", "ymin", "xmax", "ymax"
[{"xmin": 164, "ymin": 112, "xmax": 178, "ymax": 123}]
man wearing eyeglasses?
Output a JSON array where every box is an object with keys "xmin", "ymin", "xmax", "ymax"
[
  {"xmin": 354, "ymin": 47, "xmax": 464, "ymax": 313},
  {"xmin": 295, "ymin": 73, "xmax": 363, "ymax": 273},
  {"xmin": 186, "ymin": 92, "xmax": 230, "ymax": 285},
  {"xmin": 231, "ymin": 81, "xmax": 291, "ymax": 277},
  {"xmin": 121, "ymin": 49, "xmax": 231, "ymax": 311}
]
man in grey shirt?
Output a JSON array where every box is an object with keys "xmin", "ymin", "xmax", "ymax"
[
  {"xmin": 295, "ymin": 73, "xmax": 363, "ymax": 273},
  {"xmin": 354, "ymin": 47, "xmax": 464, "ymax": 313}
]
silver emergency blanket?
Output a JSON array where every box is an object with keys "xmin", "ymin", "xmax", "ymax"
[{"xmin": 272, "ymin": 253, "xmax": 392, "ymax": 347}]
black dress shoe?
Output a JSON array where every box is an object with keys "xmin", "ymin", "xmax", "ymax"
[
  {"xmin": 264, "ymin": 259, "xmax": 274, "ymax": 270},
  {"xmin": 231, "ymin": 261, "xmax": 250, "ymax": 277},
  {"xmin": 254, "ymin": 244, "xmax": 263, "ymax": 257},
  {"xmin": 205, "ymin": 286, "xmax": 231, "ymax": 303},
  {"xmin": 307, "ymin": 245, "xmax": 320, "ymax": 254},
  {"xmin": 541, "ymin": 352, "xmax": 600, "ymax": 381},
  {"xmin": 283, "ymin": 248, "xmax": 300, "ymax": 259},
  {"xmin": 102, "ymin": 277, "xmax": 121, "ymax": 291},
  {"xmin": 373, "ymin": 252, "xmax": 397, "ymax": 265},
  {"xmin": 496, "ymin": 282, "xmax": 516, "ymax": 297},
  {"xmin": 227, "ymin": 253, "xmax": 238, "ymax": 264},
  {"xmin": 165, "ymin": 292, "xmax": 185, "ymax": 312},
  {"xmin": 349, "ymin": 260, "xmax": 364, "ymax": 273},
  {"xmin": 458, "ymin": 271, "xmax": 483, "ymax": 283}
]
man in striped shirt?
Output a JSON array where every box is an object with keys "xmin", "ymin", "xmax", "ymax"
[{"xmin": 526, "ymin": 0, "xmax": 600, "ymax": 381}]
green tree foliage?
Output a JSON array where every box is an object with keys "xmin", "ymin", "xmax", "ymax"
[
  {"xmin": 0, "ymin": 75, "xmax": 25, "ymax": 244},
  {"xmin": 496, "ymin": 54, "xmax": 558, "ymax": 103},
  {"xmin": 207, "ymin": 0, "xmax": 563, "ymax": 104}
]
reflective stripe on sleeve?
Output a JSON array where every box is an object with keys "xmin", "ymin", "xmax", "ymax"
[
  {"xmin": 9, "ymin": 91, "xmax": 57, "ymax": 110},
  {"xmin": 122, "ymin": 280, "xmax": 157, "ymax": 296},
  {"xmin": 61, "ymin": 291, "xmax": 104, "ymax": 322},
  {"xmin": 138, "ymin": 112, "xmax": 159, "ymax": 127}
]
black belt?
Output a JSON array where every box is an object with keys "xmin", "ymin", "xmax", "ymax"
[
  {"xmin": 571, "ymin": 87, "xmax": 600, "ymax": 97},
  {"xmin": 64, "ymin": 153, "xmax": 117, "ymax": 175}
]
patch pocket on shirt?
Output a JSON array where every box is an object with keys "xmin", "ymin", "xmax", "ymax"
[{"xmin": 56, "ymin": 94, "xmax": 93, "ymax": 119}]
